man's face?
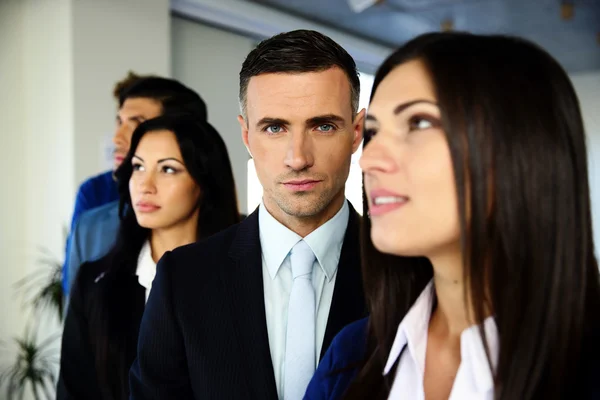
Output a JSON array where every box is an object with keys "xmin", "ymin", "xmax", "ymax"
[
  {"xmin": 112, "ymin": 97, "xmax": 162, "ymax": 169},
  {"xmin": 239, "ymin": 67, "xmax": 364, "ymax": 225}
]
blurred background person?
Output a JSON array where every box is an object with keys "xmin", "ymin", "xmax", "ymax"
[
  {"xmin": 306, "ymin": 32, "xmax": 600, "ymax": 400},
  {"xmin": 69, "ymin": 72, "xmax": 146, "ymax": 225},
  {"xmin": 63, "ymin": 77, "xmax": 209, "ymax": 298},
  {"xmin": 57, "ymin": 114, "xmax": 240, "ymax": 400},
  {"xmin": 61, "ymin": 72, "xmax": 149, "ymax": 293}
]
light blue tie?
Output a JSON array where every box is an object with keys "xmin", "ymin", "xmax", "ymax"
[{"xmin": 283, "ymin": 240, "xmax": 316, "ymax": 400}]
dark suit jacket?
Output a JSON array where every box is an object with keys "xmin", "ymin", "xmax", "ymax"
[
  {"xmin": 129, "ymin": 204, "xmax": 366, "ymax": 400},
  {"xmin": 57, "ymin": 256, "xmax": 146, "ymax": 400}
]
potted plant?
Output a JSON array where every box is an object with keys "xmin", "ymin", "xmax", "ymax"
[
  {"xmin": 0, "ymin": 229, "xmax": 66, "ymax": 399},
  {"xmin": 0, "ymin": 327, "xmax": 60, "ymax": 400}
]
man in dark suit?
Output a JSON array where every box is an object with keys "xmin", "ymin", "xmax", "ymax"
[{"xmin": 129, "ymin": 29, "xmax": 367, "ymax": 400}]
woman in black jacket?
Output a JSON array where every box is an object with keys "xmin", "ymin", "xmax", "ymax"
[{"xmin": 57, "ymin": 115, "xmax": 240, "ymax": 400}]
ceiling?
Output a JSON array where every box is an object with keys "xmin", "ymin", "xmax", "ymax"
[{"xmin": 247, "ymin": 0, "xmax": 600, "ymax": 73}]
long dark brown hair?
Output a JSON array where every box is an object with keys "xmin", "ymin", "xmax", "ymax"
[
  {"xmin": 92, "ymin": 115, "xmax": 240, "ymax": 400},
  {"xmin": 344, "ymin": 32, "xmax": 600, "ymax": 399}
]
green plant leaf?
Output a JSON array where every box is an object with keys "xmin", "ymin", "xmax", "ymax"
[
  {"xmin": 13, "ymin": 245, "xmax": 64, "ymax": 324},
  {"xmin": 0, "ymin": 325, "xmax": 60, "ymax": 400}
]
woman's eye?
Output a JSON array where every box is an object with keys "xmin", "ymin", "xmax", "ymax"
[
  {"xmin": 408, "ymin": 116, "xmax": 436, "ymax": 131},
  {"xmin": 364, "ymin": 127, "xmax": 377, "ymax": 141},
  {"xmin": 132, "ymin": 163, "xmax": 144, "ymax": 172},
  {"xmin": 316, "ymin": 124, "xmax": 335, "ymax": 132},
  {"xmin": 162, "ymin": 166, "xmax": 177, "ymax": 174},
  {"xmin": 265, "ymin": 125, "xmax": 283, "ymax": 134}
]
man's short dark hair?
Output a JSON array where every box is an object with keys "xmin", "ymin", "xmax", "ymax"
[
  {"xmin": 239, "ymin": 29, "xmax": 360, "ymax": 119},
  {"xmin": 120, "ymin": 77, "xmax": 208, "ymax": 121},
  {"xmin": 112, "ymin": 71, "xmax": 152, "ymax": 101}
]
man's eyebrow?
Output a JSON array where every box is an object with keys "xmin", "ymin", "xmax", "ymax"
[
  {"xmin": 305, "ymin": 114, "xmax": 346, "ymax": 127},
  {"xmin": 255, "ymin": 117, "xmax": 291, "ymax": 129}
]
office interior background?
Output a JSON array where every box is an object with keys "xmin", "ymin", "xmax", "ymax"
[{"xmin": 0, "ymin": 0, "xmax": 598, "ymax": 398}]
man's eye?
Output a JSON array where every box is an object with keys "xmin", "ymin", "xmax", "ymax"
[
  {"xmin": 265, "ymin": 125, "xmax": 283, "ymax": 134},
  {"xmin": 316, "ymin": 124, "xmax": 335, "ymax": 132}
]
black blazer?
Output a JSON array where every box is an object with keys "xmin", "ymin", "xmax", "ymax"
[
  {"xmin": 129, "ymin": 204, "xmax": 366, "ymax": 400},
  {"xmin": 57, "ymin": 256, "xmax": 146, "ymax": 400}
]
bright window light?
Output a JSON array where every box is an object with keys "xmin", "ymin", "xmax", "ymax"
[{"xmin": 247, "ymin": 71, "xmax": 375, "ymax": 215}]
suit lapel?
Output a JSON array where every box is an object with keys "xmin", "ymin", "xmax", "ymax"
[
  {"xmin": 221, "ymin": 209, "xmax": 278, "ymax": 400},
  {"xmin": 320, "ymin": 205, "xmax": 367, "ymax": 360}
]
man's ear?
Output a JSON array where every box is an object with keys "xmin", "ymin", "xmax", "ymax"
[
  {"xmin": 238, "ymin": 115, "xmax": 252, "ymax": 157},
  {"xmin": 351, "ymin": 108, "xmax": 366, "ymax": 153}
]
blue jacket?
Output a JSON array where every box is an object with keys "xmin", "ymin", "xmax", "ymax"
[
  {"xmin": 62, "ymin": 201, "xmax": 119, "ymax": 296},
  {"xmin": 63, "ymin": 170, "xmax": 118, "ymax": 294},
  {"xmin": 70, "ymin": 170, "xmax": 118, "ymax": 229},
  {"xmin": 304, "ymin": 318, "xmax": 367, "ymax": 400}
]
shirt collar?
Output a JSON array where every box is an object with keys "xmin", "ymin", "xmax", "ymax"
[
  {"xmin": 383, "ymin": 280, "xmax": 435, "ymax": 375},
  {"xmin": 460, "ymin": 315, "xmax": 498, "ymax": 392},
  {"xmin": 135, "ymin": 241, "xmax": 157, "ymax": 291},
  {"xmin": 382, "ymin": 280, "xmax": 499, "ymax": 393},
  {"xmin": 258, "ymin": 200, "xmax": 349, "ymax": 281}
]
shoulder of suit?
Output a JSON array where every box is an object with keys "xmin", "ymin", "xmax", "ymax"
[
  {"xmin": 322, "ymin": 317, "xmax": 369, "ymax": 373},
  {"xmin": 333, "ymin": 317, "xmax": 369, "ymax": 349},
  {"xmin": 76, "ymin": 254, "xmax": 113, "ymax": 287},
  {"xmin": 74, "ymin": 201, "xmax": 119, "ymax": 231},
  {"xmin": 167, "ymin": 221, "xmax": 243, "ymax": 262},
  {"xmin": 77, "ymin": 170, "xmax": 113, "ymax": 196}
]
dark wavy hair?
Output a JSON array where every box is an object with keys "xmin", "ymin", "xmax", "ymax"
[
  {"xmin": 344, "ymin": 32, "xmax": 600, "ymax": 399},
  {"xmin": 92, "ymin": 114, "xmax": 240, "ymax": 400}
]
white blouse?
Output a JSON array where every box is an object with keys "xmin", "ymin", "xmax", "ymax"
[
  {"xmin": 135, "ymin": 241, "xmax": 157, "ymax": 303},
  {"xmin": 384, "ymin": 281, "xmax": 499, "ymax": 400}
]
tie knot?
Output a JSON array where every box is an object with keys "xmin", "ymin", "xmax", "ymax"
[{"xmin": 290, "ymin": 240, "xmax": 315, "ymax": 279}]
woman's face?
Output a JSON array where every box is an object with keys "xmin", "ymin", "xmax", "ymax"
[
  {"xmin": 129, "ymin": 130, "xmax": 201, "ymax": 231},
  {"xmin": 360, "ymin": 60, "xmax": 460, "ymax": 258}
]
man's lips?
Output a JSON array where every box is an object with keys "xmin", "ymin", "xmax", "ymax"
[
  {"xmin": 282, "ymin": 179, "xmax": 321, "ymax": 191},
  {"xmin": 114, "ymin": 152, "xmax": 126, "ymax": 163}
]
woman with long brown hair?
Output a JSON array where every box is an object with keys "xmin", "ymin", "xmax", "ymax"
[{"xmin": 305, "ymin": 32, "xmax": 600, "ymax": 399}]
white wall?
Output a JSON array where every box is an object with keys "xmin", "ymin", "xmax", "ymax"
[
  {"xmin": 0, "ymin": 2, "xmax": 170, "ymax": 397},
  {"xmin": 571, "ymin": 71, "xmax": 600, "ymax": 256},
  {"xmin": 0, "ymin": 0, "xmax": 31, "ymax": 350},
  {"xmin": 171, "ymin": 16, "xmax": 254, "ymax": 214},
  {"xmin": 72, "ymin": 0, "xmax": 171, "ymax": 184}
]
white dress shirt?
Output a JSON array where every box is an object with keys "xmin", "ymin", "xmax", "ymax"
[
  {"xmin": 259, "ymin": 200, "xmax": 350, "ymax": 400},
  {"xmin": 135, "ymin": 241, "xmax": 157, "ymax": 303},
  {"xmin": 384, "ymin": 281, "xmax": 499, "ymax": 400}
]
